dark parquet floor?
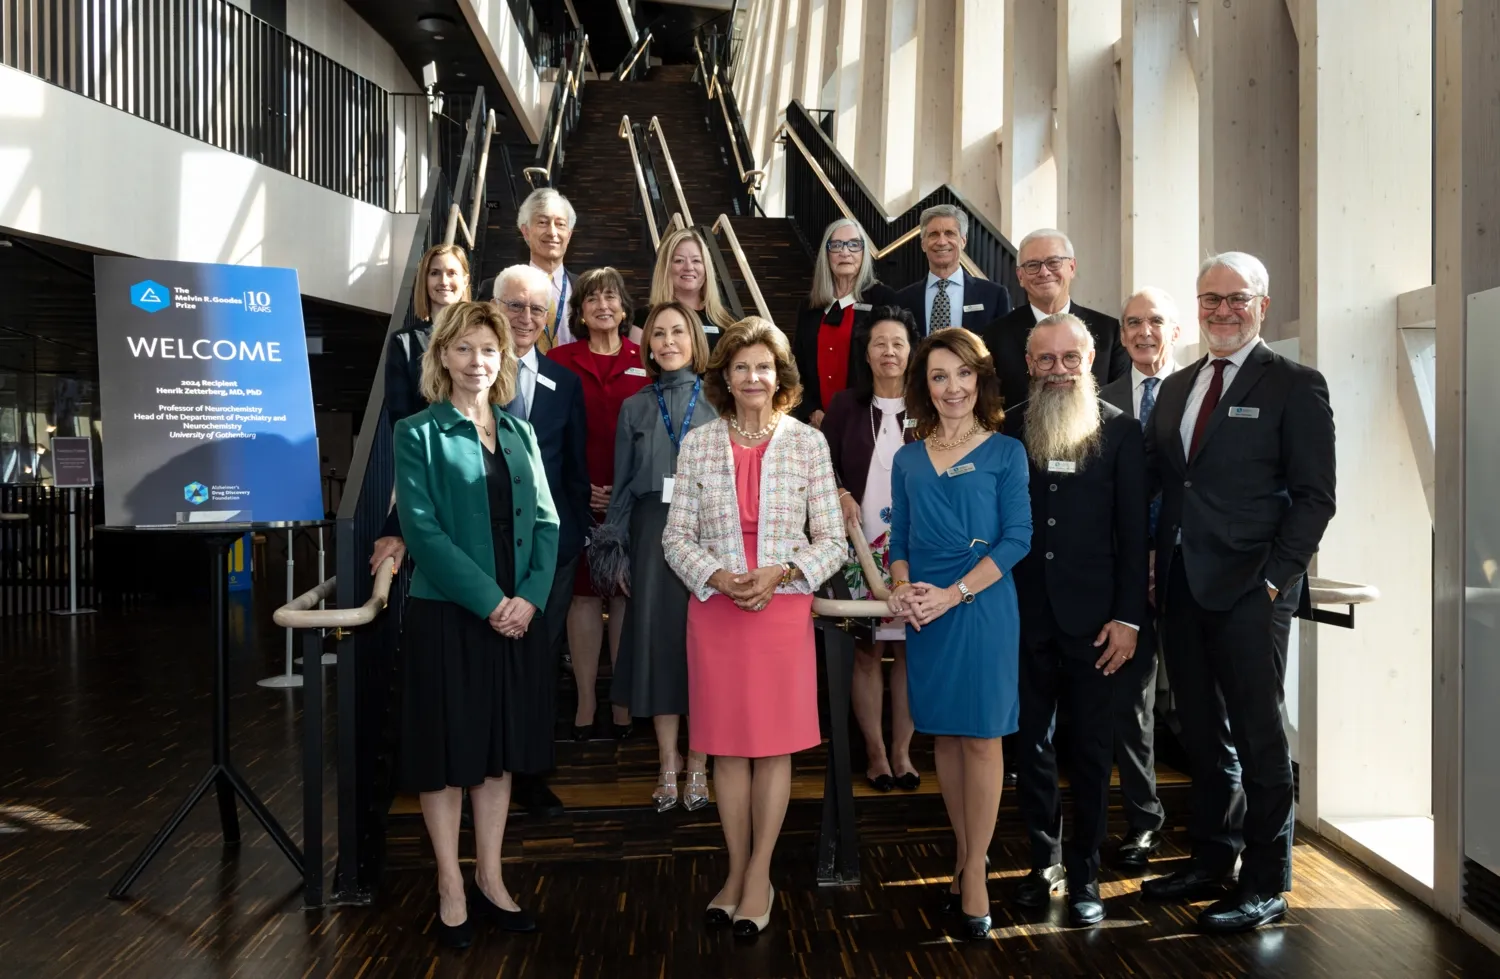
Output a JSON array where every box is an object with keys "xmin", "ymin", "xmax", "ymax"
[{"xmin": 2, "ymin": 593, "xmax": 1498, "ymax": 978}]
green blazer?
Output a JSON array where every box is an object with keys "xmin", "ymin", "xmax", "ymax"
[{"xmin": 394, "ymin": 400, "xmax": 560, "ymax": 618}]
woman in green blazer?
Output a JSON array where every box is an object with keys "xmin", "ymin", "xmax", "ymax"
[{"xmin": 394, "ymin": 301, "xmax": 559, "ymax": 948}]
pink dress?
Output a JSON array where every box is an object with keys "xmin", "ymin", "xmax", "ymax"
[{"xmin": 686, "ymin": 440, "xmax": 820, "ymax": 758}]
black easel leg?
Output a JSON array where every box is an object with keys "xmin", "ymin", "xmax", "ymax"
[
  {"xmin": 816, "ymin": 621, "xmax": 861, "ymax": 885},
  {"xmin": 301, "ymin": 627, "xmax": 324, "ymax": 908},
  {"xmin": 215, "ymin": 772, "xmax": 241, "ymax": 844},
  {"xmin": 108, "ymin": 767, "xmax": 221, "ymax": 899},
  {"xmin": 221, "ymin": 764, "xmax": 305, "ymax": 875}
]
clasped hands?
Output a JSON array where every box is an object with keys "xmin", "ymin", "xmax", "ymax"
[
  {"xmin": 886, "ymin": 582, "xmax": 958, "ymax": 631},
  {"xmin": 488, "ymin": 596, "xmax": 537, "ymax": 639},
  {"xmin": 708, "ymin": 566, "xmax": 782, "ymax": 612}
]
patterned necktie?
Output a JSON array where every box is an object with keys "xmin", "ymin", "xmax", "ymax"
[
  {"xmin": 1140, "ymin": 376, "xmax": 1160, "ymax": 535},
  {"xmin": 507, "ymin": 363, "xmax": 531, "ymax": 420},
  {"xmin": 1188, "ymin": 360, "xmax": 1230, "ymax": 459},
  {"xmin": 537, "ymin": 307, "xmax": 555, "ymax": 355},
  {"xmin": 931, "ymin": 278, "xmax": 951, "ymax": 332}
]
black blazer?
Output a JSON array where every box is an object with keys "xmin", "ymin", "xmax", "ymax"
[
  {"xmin": 1099, "ymin": 373, "xmax": 1133, "ymax": 417},
  {"xmin": 1012, "ymin": 403, "xmax": 1149, "ymax": 640},
  {"xmin": 385, "ymin": 322, "xmax": 432, "ymax": 427},
  {"xmin": 518, "ymin": 356, "xmax": 592, "ymax": 563},
  {"xmin": 983, "ymin": 301, "xmax": 1131, "ymax": 438},
  {"xmin": 894, "ymin": 274, "xmax": 1010, "ymax": 336},
  {"xmin": 1144, "ymin": 342, "xmax": 1337, "ymax": 610},
  {"xmin": 820, "ymin": 387, "xmax": 916, "ymax": 503},
  {"xmin": 791, "ymin": 282, "xmax": 901, "ymax": 419}
]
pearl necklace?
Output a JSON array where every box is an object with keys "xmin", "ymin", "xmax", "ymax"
[
  {"xmin": 729, "ymin": 412, "xmax": 780, "ymax": 441},
  {"xmin": 926, "ymin": 419, "xmax": 982, "ymax": 451}
]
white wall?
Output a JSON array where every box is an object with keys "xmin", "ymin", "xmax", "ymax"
[
  {"xmin": 286, "ymin": 0, "xmax": 419, "ymax": 94},
  {"xmin": 458, "ymin": 0, "xmax": 548, "ymax": 141},
  {"xmin": 0, "ymin": 65, "xmax": 411, "ymax": 314}
]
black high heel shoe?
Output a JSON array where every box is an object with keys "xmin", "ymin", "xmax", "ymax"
[
  {"xmin": 433, "ymin": 908, "xmax": 474, "ymax": 949},
  {"xmin": 939, "ymin": 871, "xmax": 963, "ymax": 916},
  {"xmin": 962, "ymin": 912, "xmax": 993, "ymax": 940},
  {"xmin": 471, "ymin": 886, "xmax": 538, "ymax": 933}
]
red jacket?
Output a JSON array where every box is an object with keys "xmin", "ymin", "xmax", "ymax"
[{"xmin": 548, "ymin": 338, "xmax": 650, "ymax": 492}]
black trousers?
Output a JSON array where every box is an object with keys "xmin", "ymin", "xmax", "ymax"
[
  {"xmin": 1163, "ymin": 554, "xmax": 1299, "ymax": 895},
  {"xmin": 1017, "ymin": 607, "xmax": 1118, "ymax": 886},
  {"xmin": 1112, "ymin": 620, "xmax": 1165, "ymax": 832},
  {"xmin": 515, "ymin": 555, "xmax": 576, "ymax": 789}
]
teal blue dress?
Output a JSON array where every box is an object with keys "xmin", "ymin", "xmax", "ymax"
[{"xmin": 889, "ymin": 433, "xmax": 1032, "ymax": 738}]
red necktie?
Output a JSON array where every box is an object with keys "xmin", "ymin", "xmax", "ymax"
[{"xmin": 1188, "ymin": 359, "xmax": 1230, "ymax": 459}]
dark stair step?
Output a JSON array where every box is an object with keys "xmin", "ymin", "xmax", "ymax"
[{"xmin": 715, "ymin": 217, "xmax": 812, "ymax": 337}]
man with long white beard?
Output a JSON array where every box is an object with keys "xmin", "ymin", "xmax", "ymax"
[{"xmin": 1010, "ymin": 313, "xmax": 1149, "ymax": 927}]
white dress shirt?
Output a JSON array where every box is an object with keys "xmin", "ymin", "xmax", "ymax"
[
  {"xmin": 924, "ymin": 268, "xmax": 966, "ymax": 330},
  {"xmin": 515, "ymin": 346, "xmax": 540, "ymax": 420},
  {"xmin": 1029, "ymin": 300, "xmax": 1071, "ymax": 322},
  {"xmin": 1131, "ymin": 359, "xmax": 1178, "ymax": 418},
  {"xmin": 532, "ymin": 262, "xmax": 576, "ymax": 348}
]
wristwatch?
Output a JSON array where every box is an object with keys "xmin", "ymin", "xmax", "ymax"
[{"xmin": 956, "ymin": 581, "xmax": 975, "ymax": 604}]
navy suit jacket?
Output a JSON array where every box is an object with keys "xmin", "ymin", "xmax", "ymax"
[
  {"xmin": 514, "ymin": 355, "xmax": 591, "ymax": 564},
  {"xmin": 895, "ymin": 274, "xmax": 1011, "ymax": 335}
]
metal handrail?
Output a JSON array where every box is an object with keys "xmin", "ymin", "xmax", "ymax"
[
  {"xmin": 619, "ymin": 114, "xmax": 662, "ymax": 250},
  {"xmin": 447, "ymin": 109, "xmax": 497, "ymax": 248},
  {"xmin": 693, "ymin": 36, "xmax": 765, "ymax": 196},
  {"xmin": 710, "ymin": 214, "xmax": 773, "ymax": 325},
  {"xmin": 776, "ymin": 120, "xmax": 986, "ymax": 280},
  {"xmin": 273, "ymin": 558, "xmax": 396, "ymax": 630},
  {"xmin": 527, "ymin": 34, "xmax": 591, "ymax": 187},
  {"xmin": 617, "ymin": 30, "xmax": 653, "ymax": 79},
  {"xmin": 647, "ymin": 116, "xmax": 694, "ymax": 227},
  {"xmin": 812, "ymin": 516, "xmax": 890, "ymax": 618}
]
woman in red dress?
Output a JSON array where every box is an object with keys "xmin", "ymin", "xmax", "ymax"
[{"xmin": 548, "ymin": 267, "xmax": 650, "ymax": 739}]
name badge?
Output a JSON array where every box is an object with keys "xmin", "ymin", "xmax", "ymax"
[
  {"xmin": 625, "ymin": 366, "xmax": 648, "ymax": 376},
  {"xmin": 945, "ymin": 463, "xmax": 977, "ymax": 477},
  {"xmin": 962, "ymin": 303, "xmax": 984, "ymax": 313},
  {"xmin": 853, "ymin": 302, "xmax": 872, "ymax": 312},
  {"xmin": 662, "ymin": 477, "xmax": 675, "ymax": 504},
  {"xmin": 1048, "ymin": 460, "xmax": 1077, "ymax": 473},
  {"xmin": 703, "ymin": 324, "xmax": 720, "ymax": 334},
  {"xmin": 1228, "ymin": 406, "xmax": 1260, "ymax": 419},
  {"xmin": 903, "ymin": 417, "xmax": 918, "ymax": 429},
  {"xmin": 535, "ymin": 373, "xmax": 557, "ymax": 391}
]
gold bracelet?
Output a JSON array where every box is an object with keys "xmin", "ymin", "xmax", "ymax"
[{"xmin": 892, "ymin": 579, "xmax": 910, "ymax": 589}]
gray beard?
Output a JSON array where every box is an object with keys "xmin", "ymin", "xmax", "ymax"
[{"xmin": 1024, "ymin": 371, "xmax": 1102, "ymax": 466}]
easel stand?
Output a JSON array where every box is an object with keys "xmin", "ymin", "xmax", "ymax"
[
  {"xmin": 49, "ymin": 487, "xmax": 95, "ymax": 617},
  {"xmin": 109, "ymin": 531, "xmax": 304, "ymax": 899}
]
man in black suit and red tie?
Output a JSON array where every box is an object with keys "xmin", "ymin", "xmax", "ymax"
[
  {"xmin": 982, "ymin": 229, "xmax": 1131, "ymax": 438},
  {"xmin": 1140, "ymin": 252, "xmax": 1336, "ymax": 933}
]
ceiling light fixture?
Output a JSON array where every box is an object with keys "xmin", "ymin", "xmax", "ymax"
[{"xmin": 417, "ymin": 14, "xmax": 454, "ymax": 33}]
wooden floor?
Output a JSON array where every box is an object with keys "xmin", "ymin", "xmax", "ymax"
[{"xmin": 2, "ymin": 594, "xmax": 1497, "ymax": 978}]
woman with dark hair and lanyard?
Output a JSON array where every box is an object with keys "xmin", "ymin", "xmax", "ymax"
[
  {"xmin": 819, "ymin": 305, "xmax": 922, "ymax": 793},
  {"xmin": 591, "ymin": 301, "xmax": 718, "ymax": 812},
  {"xmin": 792, "ymin": 217, "xmax": 900, "ymax": 427}
]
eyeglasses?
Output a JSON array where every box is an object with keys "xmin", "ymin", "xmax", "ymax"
[
  {"xmin": 1018, "ymin": 256, "xmax": 1071, "ymax": 275},
  {"xmin": 826, "ymin": 239, "xmax": 865, "ymax": 254},
  {"xmin": 1197, "ymin": 292, "xmax": 1262, "ymax": 312},
  {"xmin": 498, "ymin": 299, "xmax": 548, "ymax": 319},
  {"xmin": 1030, "ymin": 352, "xmax": 1084, "ymax": 370}
]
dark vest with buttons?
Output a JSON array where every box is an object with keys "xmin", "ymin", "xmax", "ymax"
[{"xmin": 1011, "ymin": 401, "xmax": 1150, "ymax": 642}]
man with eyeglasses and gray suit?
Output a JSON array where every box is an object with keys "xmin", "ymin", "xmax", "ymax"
[{"xmin": 982, "ymin": 229, "xmax": 1130, "ymax": 437}]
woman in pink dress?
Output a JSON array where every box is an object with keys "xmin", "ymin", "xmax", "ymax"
[{"xmin": 661, "ymin": 317, "xmax": 846, "ymax": 939}]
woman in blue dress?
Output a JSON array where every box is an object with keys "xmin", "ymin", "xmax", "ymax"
[{"xmin": 886, "ymin": 327, "xmax": 1031, "ymax": 940}]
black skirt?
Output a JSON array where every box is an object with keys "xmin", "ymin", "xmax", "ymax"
[
  {"xmin": 396, "ymin": 445, "xmax": 555, "ymax": 793},
  {"xmin": 610, "ymin": 494, "xmax": 690, "ymax": 717}
]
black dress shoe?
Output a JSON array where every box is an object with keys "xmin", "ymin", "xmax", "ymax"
[
  {"xmin": 612, "ymin": 721, "xmax": 633, "ymax": 741},
  {"xmin": 1114, "ymin": 829, "xmax": 1163, "ymax": 869},
  {"xmin": 1067, "ymin": 881, "xmax": 1105, "ymax": 927},
  {"xmin": 866, "ymin": 773, "xmax": 895, "ymax": 792},
  {"xmin": 1197, "ymin": 893, "xmax": 1287, "ymax": 933},
  {"xmin": 1004, "ymin": 771, "xmax": 1018, "ymax": 788},
  {"xmin": 472, "ymin": 887, "xmax": 539, "ymax": 932},
  {"xmin": 894, "ymin": 771, "xmax": 921, "ymax": 791},
  {"xmin": 513, "ymin": 776, "xmax": 566, "ymax": 818},
  {"xmin": 961, "ymin": 913, "xmax": 993, "ymax": 940},
  {"xmin": 433, "ymin": 910, "xmax": 473, "ymax": 949},
  {"xmin": 938, "ymin": 871, "xmax": 962, "ymax": 916},
  {"xmin": 572, "ymin": 724, "xmax": 591, "ymax": 741},
  {"xmin": 1012, "ymin": 864, "xmax": 1066, "ymax": 909},
  {"xmin": 1140, "ymin": 866, "xmax": 1235, "ymax": 902}
]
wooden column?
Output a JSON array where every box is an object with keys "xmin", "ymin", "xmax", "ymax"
[
  {"xmin": 1056, "ymin": 0, "xmax": 1122, "ymax": 311},
  {"xmin": 1001, "ymin": 0, "xmax": 1058, "ymax": 241}
]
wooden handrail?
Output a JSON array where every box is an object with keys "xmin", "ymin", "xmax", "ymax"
[
  {"xmin": 812, "ymin": 518, "xmax": 891, "ymax": 618},
  {"xmin": 618, "ymin": 114, "xmax": 662, "ymax": 250},
  {"xmin": 274, "ymin": 557, "xmax": 396, "ymax": 630},
  {"xmin": 527, "ymin": 35, "xmax": 591, "ymax": 187},
  {"xmin": 710, "ymin": 214, "xmax": 773, "ymax": 326},
  {"xmin": 647, "ymin": 116, "xmax": 694, "ymax": 227},
  {"xmin": 618, "ymin": 30, "xmax": 652, "ymax": 79},
  {"xmin": 693, "ymin": 36, "xmax": 764, "ymax": 196},
  {"xmin": 776, "ymin": 120, "xmax": 986, "ymax": 280}
]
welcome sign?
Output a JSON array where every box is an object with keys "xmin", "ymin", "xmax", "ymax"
[{"xmin": 93, "ymin": 257, "xmax": 323, "ymax": 528}]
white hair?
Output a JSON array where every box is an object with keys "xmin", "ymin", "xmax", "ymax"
[
  {"xmin": 1017, "ymin": 228, "xmax": 1076, "ymax": 258},
  {"xmin": 919, "ymin": 204, "xmax": 969, "ymax": 239},
  {"xmin": 495, "ymin": 263, "xmax": 552, "ymax": 301},
  {"xmin": 1121, "ymin": 286, "xmax": 1180, "ymax": 324},
  {"xmin": 1028, "ymin": 312, "xmax": 1095, "ymax": 352},
  {"xmin": 809, "ymin": 217, "xmax": 877, "ymax": 307},
  {"xmin": 517, "ymin": 188, "xmax": 577, "ymax": 231},
  {"xmin": 1198, "ymin": 251, "xmax": 1269, "ymax": 295}
]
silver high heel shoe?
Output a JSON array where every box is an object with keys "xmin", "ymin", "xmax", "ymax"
[
  {"xmin": 732, "ymin": 885, "xmax": 775, "ymax": 938},
  {"xmin": 683, "ymin": 771, "xmax": 711, "ymax": 811},
  {"xmin": 652, "ymin": 771, "xmax": 679, "ymax": 813}
]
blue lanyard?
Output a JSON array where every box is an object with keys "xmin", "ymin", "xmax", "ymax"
[
  {"xmin": 654, "ymin": 377, "xmax": 701, "ymax": 451},
  {"xmin": 545, "ymin": 273, "xmax": 568, "ymax": 346}
]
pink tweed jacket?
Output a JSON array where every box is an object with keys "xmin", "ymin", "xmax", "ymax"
[{"xmin": 662, "ymin": 415, "xmax": 847, "ymax": 602}]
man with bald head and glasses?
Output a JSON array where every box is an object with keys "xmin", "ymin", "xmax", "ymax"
[
  {"xmin": 1138, "ymin": 252, "xmax": 1336, "ymax": 934},
  {"xmin": 981, "ymin": 229, "xmax": 1130, "ymax": 438}
]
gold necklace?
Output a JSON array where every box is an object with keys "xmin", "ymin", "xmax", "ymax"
[
  {"xmin": 926, "ymin": 419, "xmax": 982, "ymax": 451},
  {"xmin": 729, "ymin": 412, "xmax": 780, "ymax": 440}
]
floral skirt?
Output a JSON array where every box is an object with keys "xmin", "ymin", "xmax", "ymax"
[{"xmin": 841, "ymin": 527, "xmax": 905, "ymax": 643}]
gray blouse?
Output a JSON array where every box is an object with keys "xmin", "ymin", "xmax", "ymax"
[{"xmin": 600, "ymin": 367, "xmax": 719, "ymax": 539}]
